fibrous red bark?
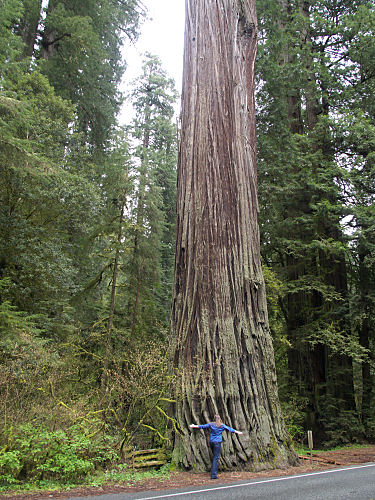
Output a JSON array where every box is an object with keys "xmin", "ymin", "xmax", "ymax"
[{"xmin": 170, "ymin": 0, "xmax": 297, "ymax": 471}]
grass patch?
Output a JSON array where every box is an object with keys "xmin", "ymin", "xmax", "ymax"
[
  {"xmin": 0, "ymin": 463, "xmax": 172, "ymax": 496},
  {"xmin": 295, "ymin": 443, "xmax": 372, "ymax": 455}
]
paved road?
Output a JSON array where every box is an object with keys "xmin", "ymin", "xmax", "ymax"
[{"xmin": 68, "ymin": 463, "xmax": 375, "ymax": 500}]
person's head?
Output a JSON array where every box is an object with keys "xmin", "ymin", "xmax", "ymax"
[{"xmin": 214, "ymin": 414, "xmax": 222, "ymax": 427}]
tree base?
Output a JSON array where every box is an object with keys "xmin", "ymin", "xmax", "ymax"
[{"xmin": 171, "ymin": 433, "xmax": 299, "ymax": 472}]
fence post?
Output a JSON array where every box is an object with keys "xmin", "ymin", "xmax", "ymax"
[{"xmin": 307, "ymin": 430, "xmax": 313, "ymax": 465}]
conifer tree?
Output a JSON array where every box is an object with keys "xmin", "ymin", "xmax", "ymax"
[
  {"xmin": 256, "ymin": 0, "xmax": 375, "ymax": 443},
  {"xmin": 0, "ymin": 0, "xmax": 145, "ymax": 342},
  {"xmin": 126, "ymin": 54, "xmax": 178, "ymax": 342},
  {"xmin": 14, "ymin": 0, "xmax": 145, "ymax": 149}
]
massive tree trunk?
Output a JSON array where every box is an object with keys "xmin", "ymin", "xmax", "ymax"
[{"xmin": 170, "ymin": 0, "xmax": 297, "ymax": 471}]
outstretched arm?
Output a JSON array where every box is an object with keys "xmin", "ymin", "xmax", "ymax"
[
  {"xmin": 223, "ymin": 424, "xmax": 243, "ymax": 434},
  {"xmin": 190, "ymin": 423, "xmax": 210, "ymax": 429}
]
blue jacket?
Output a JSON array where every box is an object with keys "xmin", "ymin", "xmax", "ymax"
[{"xmin": 199, "ymin": 423, "xmax": 237, "ymax": 443}]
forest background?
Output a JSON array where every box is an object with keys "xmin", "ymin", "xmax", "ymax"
[{"xmin": 0, "ymin": 0, "xmax": 375, "ymax": 490}]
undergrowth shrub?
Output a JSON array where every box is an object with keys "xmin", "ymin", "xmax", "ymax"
[
  {"xmin": 0, "ymin": 287, "xmax": 174, "ymax": 490},
  {"xmin": 280, "ymin": 395, "xmax": 309, "ymax": 444},
  {"xmin": 0, "ymin": 422, "xmax": 120, "ymax": 486},
  {"xmin": 0, "ymin": 450, "xmax": 21, "ymax": 486},
  {"xmin": 317, "ymin": 396, "xmax": 364, "ymax": 448},
  {"xmin": 106, "ymin": 340, "xmax": 176, "ymax": 450}
]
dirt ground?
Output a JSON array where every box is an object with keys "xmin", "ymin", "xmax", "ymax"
[{"xmin": 4, "ymin": 445, "xmax": 375, "ymax": 500}]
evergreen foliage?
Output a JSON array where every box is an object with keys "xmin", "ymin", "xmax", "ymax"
[
  {"xmin": 126, "ymin": 53, "xmax": 178, "ymax": 341},
  {"xmin": 256, "ymin": 0, "xmax": 375, "ymax": 444},
  {"xmin": 0, "ymin": 0, "xmax": 178, "ymax": 485},
  {"xmin": 1, "ymin": 0, "xmax": 375, "ymax": 487}
]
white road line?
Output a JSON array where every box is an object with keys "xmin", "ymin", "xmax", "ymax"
[{"xmin": 135, "ymin": 463, "xmax": 375, "ymax": 500}]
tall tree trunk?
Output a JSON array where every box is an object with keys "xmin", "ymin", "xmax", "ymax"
[
  {"xmin": 358, "ymin": 241, "xmax": 373, "ymax": 435},
  {"xmin": 171, "ymin": 0, "xmax": 297, "ymax": 471},
  {"xmin": 41, "ymin": 0, "xmax": 58, "ymax": 60},
  {"xmin": 130, "ymin": 263, "xmax": 142, "ymax": 344},
  {"xmin": 19, "ymin": 0, "xmax": 43, "ymax": 58},
  {"xmin": 280, "ymin": 0, "xmax": 304, "ymax": 135},
  {"xmin": 101, "ymin": 197, "xmax": 126, "ymax": 396},
  {"xmin": 300, "ymin": 0, "xmax": 320, "ymax": 131},
  {"xmin": 128, "ymin": 102, "xmax": 150, "ymax": 340}
]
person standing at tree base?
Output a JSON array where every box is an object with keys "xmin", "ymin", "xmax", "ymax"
[{"xmin": 190, "ymin": 414, "xmax": 243, "ymax": 479}]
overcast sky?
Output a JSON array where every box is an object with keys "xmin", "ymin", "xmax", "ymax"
[{"xmin": 120, "ymin": 0, "xmax": 186, "ymax": 123}]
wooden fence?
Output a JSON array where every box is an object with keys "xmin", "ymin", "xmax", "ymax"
[{"xmin": 122, "ymin": 447, "xmax": 168, "ymax": 469}]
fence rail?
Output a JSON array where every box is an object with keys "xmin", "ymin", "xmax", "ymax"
[{"xmin": 122, "ymin": 447, "xmax": 168, "ymax": 469}]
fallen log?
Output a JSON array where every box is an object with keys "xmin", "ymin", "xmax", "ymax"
[{"xmin": 298, "ymin": 455, "xmax": 346, "ymax": 466}]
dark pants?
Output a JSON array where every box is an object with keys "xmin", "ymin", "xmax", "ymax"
[{"xmin": 210, "ymin": 441, "xmax": 221, "ymax": 478}]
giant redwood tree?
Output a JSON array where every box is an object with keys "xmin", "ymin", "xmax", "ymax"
[{"xmin": 170, "ymin": 0, "xmax": 297, "ymax": 470}]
